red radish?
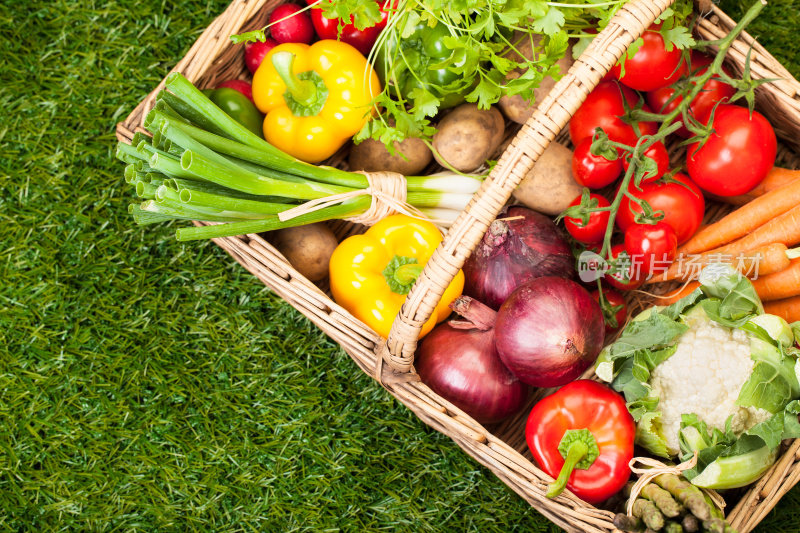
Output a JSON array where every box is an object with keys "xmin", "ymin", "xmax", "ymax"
[
  {"xmin": 268, "ymin": 4, "xmax": 314, "ymax": 44},
  {"xmin": 244, "ymin": 39, "xmax": 278, "ymax": 74},
  {"xmin": 416, "ymin": 296, "xmax": 529, "ymax": 424},
  {"xmin": 216, "ymin": 80, "xmax": 254, "ymax": 102}
]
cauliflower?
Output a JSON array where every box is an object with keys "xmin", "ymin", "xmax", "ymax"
[
  {"xmin": 649, "ymin": 316, "xmax": 772, "ymax": 455},
  {"xmin": 595, "ymin": 267, "xmax": 800, "ymax": 489}
]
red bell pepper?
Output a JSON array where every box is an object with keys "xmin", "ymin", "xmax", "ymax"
[
  {"xmin": 525, "ymin": 380, "xmax": 635, "ymax": 504},
  {"xmin": 305, "ymin": 0, "xmax": 391, "ymax": 56}
]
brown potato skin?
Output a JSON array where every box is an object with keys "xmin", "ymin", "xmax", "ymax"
[
  {"xmin": 498, "ymin": 36, "xmax": 574, "ymax": 125},
  {"xmin": 271, "ymin": 223, "xmax": 339, "ymax": 282},
  {"xmin": 348, "ymin": 137, "xmax": 433, "ymax": 176},
  {"xmin": 512, "ymin": 143, "xmax": 580, "ymax": 216},
  {"xmin": 432, "ymin": 104, "xmax": 505, "ymax": 172}
]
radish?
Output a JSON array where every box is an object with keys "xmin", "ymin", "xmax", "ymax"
[
  {"xmin": 244, "ymin": 39, "xmax": 278, "ymax": 74},
  {"xmin": 216, "ymin": 80, "xmax": 254, "ymax": 102},
  {"xmin": 268, "ymin": 4, "xmax": 314, "ymax": 44}
]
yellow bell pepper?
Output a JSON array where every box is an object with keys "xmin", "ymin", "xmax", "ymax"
[
  {"xmin": 252, "ymin": 40, "xmax": 381, "ymax": 163},
  {"xmin": 329, "ymin": 215, "xmax": 464, "ymax": 339}
]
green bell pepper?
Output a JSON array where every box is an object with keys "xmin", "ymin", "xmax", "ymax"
[
  {"xmin": 203, "ymin": 88, "xmax": 264, "ymax": 138},
  {"xmin": 377, "ymin": 22, "xmax": 471, "ymax": 109}
]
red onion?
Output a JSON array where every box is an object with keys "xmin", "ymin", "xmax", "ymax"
[
  {"xmin": 416, "ymin": 297, "xmax": 529, "ymax": 424},
  {"xmin": 463, "ymin": 206, "xmax": 575, "ymax": 310},
  {"xmin": 495, "ymin": 276, "xmax": 604, "ymax": 387}
]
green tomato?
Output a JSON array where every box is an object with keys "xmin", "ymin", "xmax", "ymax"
[{"xmin": 204, "ymin": 88, "xmax": 264, "ymax": 137}]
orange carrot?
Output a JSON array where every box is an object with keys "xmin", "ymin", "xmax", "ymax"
[
  {"xmin": 711, "ymin": 205, "xmax": 800, "ymax": 255},
  {"xmin": 717, "ymin": 167, "xmax": 800, "ymax": 206},
  {"xmin": 751, "ymin": 258, "xmax": 800, "ymax": 301},
  {"xmin": 653, "ymin": 281, "xmax": 700, "ymax": 305},
  {"xmin": 648, "ymin": 243, "xmax": 793, "ymax": 283},
  {"xmin": 764, "ymin": 296, "xmax": 800, "ymax": 323},
  {"xmin": 678, "ymin": 178, "xmax": 800, "ymax": 255}
]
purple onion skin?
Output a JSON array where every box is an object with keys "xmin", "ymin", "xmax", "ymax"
[
  {"xmin": 463, "ymin": 206, "xmax": 575, "ymax": 310},
  {"xmin": 417, "ymin": 323, "xmax": 529, "ymax": 424},
  {"xmin": 495, "ymin": 277, "xmax": 604, "ymax": 388}
]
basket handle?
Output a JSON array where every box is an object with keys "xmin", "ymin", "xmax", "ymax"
[{"xmin": 378, "ymin": 0, "xmax": 676, "ymax": 373}]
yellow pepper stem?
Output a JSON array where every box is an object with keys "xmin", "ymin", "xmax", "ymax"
[
  {"xmin": 271, "ymin": 51, "xmax": 317, "ymax": 109},
  {"xmin": 393, "ymin": 263, "xmax": 423, "ymax": 287}
]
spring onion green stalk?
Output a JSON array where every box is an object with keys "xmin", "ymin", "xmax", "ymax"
[{"xmin": 117, "ymin": 73, "xmax": 485, "ymax": 241}]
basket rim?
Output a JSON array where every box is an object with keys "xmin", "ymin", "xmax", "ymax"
[{"xmin": 113, "ymin": 1, "xmax": 800, "ymax": 531}]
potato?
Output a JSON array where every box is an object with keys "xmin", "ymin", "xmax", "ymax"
[
  {"xmin": 432, "ymin": 104, "xmax": 505, "ymax": 172},
  {"xmin": 348, "ymin": 137, "xmax": 433, "ymax": 176},
  {"xmin": 512, "ymin": 142, "xmax": 580, "ymax": 216},
  {"xmin": 271, "ymin": 223, "xmax": 339, "ymax": 282},
  {"xmin": 498, "ymin": 35, "xmax": 574, "ymax": 125}
]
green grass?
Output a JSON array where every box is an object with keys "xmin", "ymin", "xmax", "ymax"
[{"xmin": 0, "ymin": 0, "xmax": 799, "ymax": 531}]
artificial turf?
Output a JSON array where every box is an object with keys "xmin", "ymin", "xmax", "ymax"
[{"xmin": 1, "ymin": 0, "xmax": 799, "ymax": 531}]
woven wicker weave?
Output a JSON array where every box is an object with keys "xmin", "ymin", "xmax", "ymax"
[{"xmin": 115, "ymin": 1, "xmax": 800, "ymax": 531}]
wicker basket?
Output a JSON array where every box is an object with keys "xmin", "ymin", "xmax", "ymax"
[{"xmin": 115, "ymin": 1, "xmax": 800, "ymax": 531}]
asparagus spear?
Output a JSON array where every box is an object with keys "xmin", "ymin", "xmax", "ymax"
[
  {"xmin": 614, "ymin": 513, "xmax": 645, "ymax": 532},
  {"xmin": 632, "ymin": 497, "xmax": 665, "ymax": 531},
  {"xmin": 681, "ymin": 514, "xmax": 699, "ymax": 532},
  {"xmin": 641, "ymin": 482, "xmax": 683, "ymax": 518},
  {"xmin": 653, "ymin": 474, "xmax": 712, "ymax": 521}
]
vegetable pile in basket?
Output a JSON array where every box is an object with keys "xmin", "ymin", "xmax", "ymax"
[{"xmin": 115, "ymin": 0, "xmax": 800, "ymax": 529}]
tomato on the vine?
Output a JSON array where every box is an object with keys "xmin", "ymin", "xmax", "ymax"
[
  {"xmin": 591, "ymin": 287, "xmax": 628, "ymax": 333},
  {"xmin": 646, "ymin": 52, "xmax": 735, "ymax": 138},
  {"xmin": 604, "ymin": 244, "xmax": 644, "ymax": 291},
  {"xmin": 610, "ymin": 23, "xmax": 686, "ymax": 92},
  {"xmin": 624, "ymin": 221, "xmax": 678, "ymax": 277},
  {"xmin": 569, "ymin": 81, "xmax": 658, "ymax": 148},
  {"xmin": 621, "ymin": 140, "xmax": 669, "ymax": 183},
  {"xmin": 616, "ymin": 173, "xmax": 705, "ymax": 245},
  {"xmin": 565, "ymin": 193, "xmax": 611, "ymax": 244},
  {"xmin": 572, "ymin": 138, "xmax": 622, "ymax": 189},
  {"xmin": 686, "ymin": 105, "xmax": 777, "ymax": 197}
]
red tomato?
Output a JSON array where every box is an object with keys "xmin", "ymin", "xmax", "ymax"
[
  {"xmin": 621, "ymin": 140, "xmax": 669, "ymax": 183},
  {"xmin": 216, "ymin": 79, "xmax": 254, "ymax": 102},
  {"xmin": 616, "ymin": 173, "xmax": 705, "ymax": 245},
  {"xmin": 565, "ymin": 194, "xmax": 611, "ymax": 244},
  {"xmin": 624, "ymin": 222, "xmax": 677, "ymax": 277},
  {"xmin": 569, "ymin": 81, "xmax": 658, "ymax": 148},
  {"xmin": 269, "ymin": 4, "xmax": 315, "ymax": 44},
  {"xmin": 244, "ymin": 39, "xmax": 278, "ymax": 74},
  {"xmin": 572, "ymin": 138, "xmax": 622, "ymax": 189},
  {"xmin": 604, "ymin": 244, "xmax": 644, "ymax": 291},
  {"xmin": 305, "ymin": 0, "xmax": 391, "ymax": 56},
  {"xmin": 591, "ymin": 288, "xmax": 628, "ymax": 333},
  {"xmin": 610, "ymin": 23, "xmax": 686, "ymax": 91},
  {"xmin": 686, "ymin": 105, "xmax": 777, "ymax": 197},
  {"xmin": 646, "ymin": 52, "xmax": 735, "ymax": 137}
]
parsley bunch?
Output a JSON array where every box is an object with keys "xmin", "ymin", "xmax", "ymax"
[{"xmin": 355, "ymin": 0, "xmax": 638, "ymax": 147}]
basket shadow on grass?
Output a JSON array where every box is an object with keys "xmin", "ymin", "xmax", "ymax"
[{"xmin": 0, "ymin": 0, "xmax": 798, "ymax": 531}]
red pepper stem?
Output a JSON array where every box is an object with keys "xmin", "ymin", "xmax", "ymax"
[
  {"xmin": 546, "ymin": 440, "xmax": 588, "ymax": 498},
  {"xmin": 546, "ymin": 428, "xmax": 599, "ymax": 499},
  {"xmin": 271, "ymin": 51, "xmax": 317, "ymax": 107}
]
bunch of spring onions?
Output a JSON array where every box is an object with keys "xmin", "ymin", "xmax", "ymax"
[{"xmin": 115, "ymin": 73, "xmax": 483, "ymax": 241}]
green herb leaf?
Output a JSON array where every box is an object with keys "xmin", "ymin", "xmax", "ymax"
[{"xmin": 532, "ymin": 7, "xmax": 565, "ymax": 36}]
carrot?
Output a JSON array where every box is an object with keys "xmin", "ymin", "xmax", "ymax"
[
  {"xmin": 712, "ymin": 204, "xmax": 800, "ymax": 254},
  {"xmin": 678, "ymin": 177, "xmax": 800, "ymax": 255},
  {"xmin": 751, "ymin": 258, "xmax": 800, "ymax": 301},
  {"xmin": 764, "ymin": 296, "xmax": 800, "ymax": 323},
  {"xmin": 648, "ymin": 243, "xmax": 793, "ymax": 283},
  {"xmin": 717, "ymin": 167, "xmax": 800, "ymax": 206},
  {"xmin": 653, "ymin": 281, "xmax": 700, "ymax": 305}
]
